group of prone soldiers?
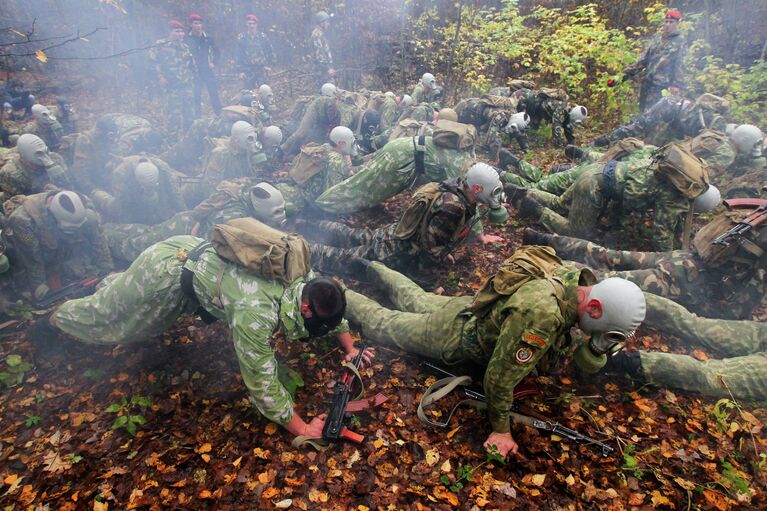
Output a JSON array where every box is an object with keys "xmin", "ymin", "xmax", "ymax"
[{"xmin": 6, "ymin": 59, "xmax": 767, "ymax": 459}]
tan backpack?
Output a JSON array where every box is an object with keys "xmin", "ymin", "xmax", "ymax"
[
  {"xmin": 467, "ymin": 245, "xmax": 564, "ymax": 317},
  {"xmin": 431, "ymin": 119, "xmax": 477, "ymax": 151},
  {"xmin": 288, "ymin": 143, "xmax": 328, "ymax": 185},
  {"xmin": 388, "ymin": 119, "xmax": 426, "ymax": 141},
  {"xmin": 597, "ymin": 138, "xmax": 645, "ymax": 163},
  {"xmin": 538, "ymin": 87, "xmax": 569, "ymax": 103},
  {"xmin": 393, "ymin": 182, "xmax": 444, "ymax": 240},
  {"xmin": 652, "ymin": 142, "xmax": 710, "ymax": 199},
  {"xmin": 210, "ymin": 218, "xmax": 311, "ymax": 284},
  {"xmin": 479, "ymin": 95, "xmax": 520, "ymax": 110}
]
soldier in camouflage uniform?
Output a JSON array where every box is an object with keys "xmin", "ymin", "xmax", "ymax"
[
  {"xmin": 24, "ymin": 104, "xmax": 64, "ymax": 152},
  {"xmin": 315, "ymin": 135, "xmax": 476, "ymax": 215},
  {"xmin": 236, "ymin": 14, "xmax": 275, "ymax": 89},
  {"xmin": 280, "ymin": 93, "xmax": 356, "ymax": 156},
  {"xmin": 5, "ymin": 190, "xmax": 113, "ymax": 299},
  {"xmin": 150, "ymin": 20, "xmax": 197, "ymax": 141},
  {"xmin": 346, "ymin": 257, "xmax": 646, "ymax": 457},
  {"xmin": 307, "ymin": 163, "xmax": 504, "ymax": 280},
  {"xmin": 622, "ymin": 9, "xmax": 687, "ymax": 111},
  {"xmin": 90, "ymin": 156, "xmax": 187, "ymax": 225},
  {"xmin": 52, "ymin": 98, "xmax": 77, "ymax": 135},
  {"xmin": 38, "ymin": 234, "xmax": 366, "ymax": 443},
  {"xmin": 105, "ymin": 180, "xmax": 286, "ymax": 263},
  {"xmin": 310, "ymin": 12, "xmax": 335, "ymax": 86},
  {"xmin": 410, "ymin": 73, "xmax": 440, "ymax": 106},
  {"xmin": 590, "ymin": 93, "xmax": 729, "ymax": 148},
  {"xmin": 715, "ymin": 125, "xmax": 767, "ymax": 198},
  {"xmin": 0, "ymin": 134, "xmax": 72, "ymax": 199},
  {"xmin": 454, "ymin": 95, "xmax": 523, "ymax": 158},
  {"xmin": 514, "ymin": 88, "xmax": 587, "ymax": 148},
  {"xmin": 202, "ymin": 121, "xmax": 268, "ymax": 184}
]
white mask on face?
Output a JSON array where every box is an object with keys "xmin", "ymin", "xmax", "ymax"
[
  {"xmin": 249, "ymin": 182, "xmax": 287, "ymax": 227},
  {"xmin": 17, "ymin": 134, "xmax": 54, "ymax": 167}
]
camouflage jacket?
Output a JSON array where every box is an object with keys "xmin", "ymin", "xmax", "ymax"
[
  {"xmin": 522, "ymin": 94, "xmax": 572, "ymax": 147},
  {"xmin": 22, "ymin": 118, "xmax": 64, "ymax": 151},
  {"xmin": 462, "ymin": 265, "xmax": 593, "ymax": 432},
  {"xmin": 184, "ymin": 239, "xmax": 348, "ymax": 425},
  {"xmin": 378, "ymin": 96, "xmax": 399, "ymax": 131},
  {"xmin": 203, "ymin": 144, "xmax": 268, "ymax": 185},
  {"xmin": 6, "ymin": 191, "xmax": 113, "ymax": 290},
  {"xmin": 310, "ymin": 27, "xmax": 333, "ymax": 68},
  {"xmin": 70, "ymin": 130, "xmax": 115, "ymax": 194},
  {"xmin": 0, "ymin": 152, "xmax": 72, "ymax": 198},
  {"xmin": 150, "ymin": 39, "xmax": 197, "ymax": 88},
  {"xmin": 236, "ymin": 31, "xmax": 275, "ymax": 71},
  {"xmin": 297, "ymin": 143, "xmax": 351, "ymax": 202},
  {"xmin": 626, "ymin": 31, "xmax": 686, "ymax": 90},
  {"xmin": 411, "ymin": 83, "xmax": 437, "ymax": 105}
]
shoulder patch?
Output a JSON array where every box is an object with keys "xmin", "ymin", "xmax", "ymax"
[
  {"xmin": 522, "ymin": 332, "xmax": 547, "ymax": 349},
  {"xmin": 515, "ymin": 347, "xmax": 535, "ymax": 364}
]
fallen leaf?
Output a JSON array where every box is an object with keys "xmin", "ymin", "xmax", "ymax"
[
  {"xmin": 628, "ymin": 493, "xmax": 645, "ymax": 505},
  {"xmin": 43, "ymin": 451, "xmax": 72, "ymax": 473},
  {"xmin": 674, "ymin": 477, "xmax": 696, "ymax": 491},
  {"xmin": 308, "ymin": 488, "xmax": 329, "ymax": 503},
  {"xmin": 200, "ymin": 453, "xmax": 211, "ymax": 463},
  {"xmin": 691, "ymin": 349, "xmax": 709, "ymax": 361},
  {"xmin": 346, "ymin": 449, "xmax": 361, "ymax": 468},
  {"xmin": 565, "ymin": 474, "xmax": 575, "ymax": 486},
  {"xmin": 253, "ymin": 447, "xmax": 270, "ymax": 459},
  {"xmin": 440, "ymin": 459, "xmax": 451, "ymax": 473},
  {"xmin": 425, "ymin": 448, "xmax": 439, "ymax": 466},
  {"xmin": 3, "ymin": 474, "xmax": 18, "ymax": 485},
  {"xmin": 275, "ymin": 499, "xmax": 292, "ymax": 509},
  {"xmin": 93, "ymin": 501, "xmax": 108, "ymax": 511},
  {"xmin": 197, "ymin": 443, "xmax": 212, "ymax": 454},
  {"xmin": 446, "ymin": 426, "xmax": 461, "ymax": 438},
  {"xmin": 258, "ymin": 472, "xmax": 270, "ymax": 484},
  {"xmin": 493, "ymin": 482, "xmax": 517, "ymax": 499},
  {"xmin": 433, "ymin": 485, "xmax": 459, "ymax": 506},
  {"xmin": 650, "ymin": 490, "xmax": 673, "ymax": 507},
  {"xmin": 261, "ymin": 487, "xmax": 279, "ymax": 499},
  {"xmin": 232, "ymin": 456, "xmax": 242, "ymax": 468},
  {"xmin": 703, "ymin": 489, "xmax": 731, "ymax": 511},
  {"xmin": 265, "ymin": 423, "xmax": 278, "ymax": 435},
  {"xmin": 35, "ymin": 49, "xmax": 48, "ymax": 63}
]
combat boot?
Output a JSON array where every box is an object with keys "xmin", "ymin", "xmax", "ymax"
[
  {"xmin": 599, "ymin": 350, "xmax": 645, "ymax": 383},
  {"xmin": 517, "ymin": 196, "xmax": 544, "ymax": 220},
  {"xmin": 522, "ymin": 228, "xmax": 554, "ymax": 246},
  {"xmin": 549, "ymin": 163, "xmax": 573, "ymax": 175},
  {"xmin": 498, "ymin": 148, "xmax": 521, "ymax": 171},
  {"xmin": 503, "ymin": 183, "xmax": 528, "ymax": 207},
  {"xmin": 564, "ymin": 144, "xmax": 586, "ymax": 162},
  {"xmin": 588, "ymin": 135, "xmax": 610, "ymax": 148}
]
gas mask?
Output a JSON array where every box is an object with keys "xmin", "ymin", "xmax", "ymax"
[
  {"xmin": 32, "ymin": 104, "xmax": 57, "ymax": 127},
  {"xmin": 134, "ymin": 160, "xmax": 161, "ymax": 201},
  {"xmin": 258, "ymin": 84, "xmax": 276, "ymax": 111},
  {"xmin": 48, "ymin": 191, "xmax": 88, "ymax": 234},
  {"xmin": 421, "ymin": 73, "xmax": 437, "ymax": 91},
  {"xmin": 329, "ymin": 126, "xmax": 358, "ymax": 156},
  {"xmin": 504, "ymin": 112, "xmax": 530, "ymax": 134},
  {"xmin": 17, "ymin": 134, "xmax": 54, "ymax": 168},
  {"xmin": 465, "ymin": 162, "xmax": 507, "ymax": 225},
  {"xmin": 568, "ymin": 106, "xmax": 588, "ymax": 127},
  {"xmin": 231, "ymin": 120, "xmax": 262, "ymax": 157},
  {"xmin": 731, "ymin": 124, "xmax": 764, "ymax": 158},
  {"xmin": 249, "ymin": 182, "xmax": 287, "ymax": 227}
]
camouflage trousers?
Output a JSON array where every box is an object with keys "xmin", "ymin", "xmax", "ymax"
[
  {"xmin": 280, "ymin": 102, "xmax": 329, "ymax": 156},
  {"xmin": 308, "ymin": 221, "xmax": 422, "ymax": 277},
  {"xmin": 105, "ymin": 212, "xmax": 198, "ymax": 263},
  {"xmin": 53, "ymin": 236, "xmax": 197, "ymax": 344},
  {"xmin": 595, "ymin": 96, "xmax": 677, "ymax": 147},
  {"xmin": 345, "ymin": 261, "xmax": 472, "ymax": 363},
  {"xmin": 541, "ymin": 233, "xmax": 760, "ymax": 320},
  {"xmin": 165, "ymin": 86, "xmax": 195, "ymax": 143},
  {"xmin": 639, "ymin": 293, "xmax": 767, "ymax": 401},
  {"xmin": 501, "ymin": 162, "xmax": 588, "ymax": 195}
]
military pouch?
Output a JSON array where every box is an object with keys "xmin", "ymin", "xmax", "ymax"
[
  {"xmin": 431, "ymin": 119, "xmax": 477, "ymax": 151},
  {"xmin": 288, "ymin": 143, "xmax": 328, "ymax": 185},
  {"xmin": 652, "ymin": 142, "xmax": 710, "ymax": 199}
]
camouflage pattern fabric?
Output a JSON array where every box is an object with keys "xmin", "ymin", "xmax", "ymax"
[
  {"xmin": 280, "ymin": 97, "xmax": 355, "ymax": 156},
  {"xmin": 70, "ymin": 131, "xmax": 115, "ymax": 194},
  {"xmin": 277, "ymin": 144, "xmax": 352, "ymax": 216},
  {"xmin": 150, "ymin": 39, "xmax": 197, "ymax": 141},
  {"xmin": 236, "ymin": 31, "xmax": 275, "ymax": 88},
  {"xmin": 22, "ymin": 118, "xmax": 64, "ymax": 151},
  {"xmin": 315, "ymin": 136, "xmax": 475, "ymax": 214},
  {"xmin": 454, "ymin": 97, "xmax": 513, "ymax": 158},
  {"xmin": 345, "ymin": 261, "xmax": 591, "ymax": 433},
  {"xmin": 397, "ymin": 104, "xmax": 435, "ymax": 124},
  {"xmin": 624, "ymin": 31, "xmax": 686, "ymax": 110},
  {"xmin": 52, "ymin": 235, "xmax": 347, "ymax": 426},
  {"xmin": 6, "ymin": 192, "xmax": 113, "ymax": 290},
  {"xmin": 638, "ymin": 293, "xmax": 767, "ymax": 401},
  {"xmin": 719, "ymin": 155, "xmax": 767, "ymax": 198},
  {"xmin": 517, "ymin": 91, "xmax": 572, "ymax": 147},
  {"xmin": 310, "ymin": 26, "xmax": 333, "ymax": 84},
  {"xmin": 378, "ymin": 96, "xmax": 399, "ymax": 132},
  {"xmin": 411, "ymin": 83, "xmax": 438, "ymax": 106},
  {"xmin": 202, "ymin": 143, "xmax": 268, "ymax": 185},
  {"xmin": 0, "ymin": 152, "xmax": 72, "ymax": 197}
]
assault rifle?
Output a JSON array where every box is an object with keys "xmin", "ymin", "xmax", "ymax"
[
  {"xmin": 35, "ymin": 275, "xmax": 102, "ymax": 309},
  {"xmin": 322, "ymin": 342, "xmax": 367, "ymax": 443},
  {"xmin": 423, "ymin": 363, "xmax": 614, "ymax": 457},
  {"xmin": 712, "ymin": 198, "xmax": 767, "ymax": 247}
]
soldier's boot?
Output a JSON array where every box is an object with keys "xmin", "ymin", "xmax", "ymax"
[
  {"xmin": 549, "ymin": 163, "xmax": 573, "ymax": 175},
  {"xmin": 503, "ymin": 183, "xmax": 528, "ymax": 207},
  {"xmin": 517, "ymin": 196, "xmax": 544, "ymax": 220},
  {"xmin": 347, "ymin": 256, "xmax": 373, "ymax": 282},
  {"xmin": 522, "ymin": 228, "xmax": 554, "ymax": 246},
  {"xmin": 599, "ymin": 350, "xmax": 645, "ymax": 383},
  {"xmin": 28, "ymin": 311, "xmax": 80, "ymax": 361},
  {"xmin": 588, "ymin": 135, "xmax": 610, "ymax": 148},
  {"xmin": 498, "ymin": 148, "xmax": 521, "ymax": 171},
  {"xmin": 564, "ymin": 144, "xmax": 586, "ymax": 162}
]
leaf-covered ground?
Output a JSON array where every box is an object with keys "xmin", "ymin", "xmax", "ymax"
[{"xmin": 1, "ymin": 84, "xmax": 766, "ymax": 510}]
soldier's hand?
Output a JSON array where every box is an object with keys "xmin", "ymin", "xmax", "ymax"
[
  {"xmin": 480, "ymin": 234, "xmax": 504, "ymax": 244},
  {"xmin": 344, "ymin": 346, "xmax": 376, "ymax": 368},
  {"xmin": 484, "ymin": 431, "xmax": 519, "ymax": 458},
  {"xmin": 34, "ymin": 284, "xmax": 50, "ymax": 301},
  {"xmin": 303, "ymin": 413, "xmax": 327, "ymax": 438}
]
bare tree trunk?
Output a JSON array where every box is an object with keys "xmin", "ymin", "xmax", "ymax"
[{"xmin": 445, "ymin": 0, "xmax": 463, "ymax": 99}]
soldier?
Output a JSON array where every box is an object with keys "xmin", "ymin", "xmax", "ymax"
[
  {"xmin": 90, "ymin": 156, "xmax": 187, "ymax": 225},
  {"xmin": 590, "ymin": 93, "xmax": 729, "ymax": 148},
  {"xmin": 202, "ymin": 120, "xmax": 268, "ymax": 185},
  {"xmin": 622, "ymin": 9, "xmax": 687, "ymax": 111},
  {"xmin": 345, "ymin": 255, "xmax": 646, "ymax": 457},
  {"xmin": 455, "ymin": 95, "xmax": 528, "ymax": 157},
  {"xmin": 106, "ymin": 181, "xmax": 286, "ymax": 263},
  {"xmin": 150, "ymin": 20, "xmax": 197, "ymax": 140},
  {"xmin": 32, "ymin": 234, "xmax": 371, "ymax": 444},
  {"xmin": 718, "ymin": 125, "xmax": 767, "ymax": 197},
  {"xmin": 25, "ymin": 104, "xmax": 64, "ymax": 151},
  {"xmin": 69, "ymin": 116, "xmax": 120, "ymax": 194},
  {"xmin": 510, "ymin": 156, "xmax": 718, "ymax": 251},
  {"xmin": 514, "ymin": 88, "xmax": 587, "ymax": 148},
  {"xmin": 376, "ymin": 92, "xmax": 403, "ymax": 132},
  {"xmin": 411, "ymin": 73, "xmax": 441, "ymax": 106},
  {"xmin": 187, "ymin": 13, "xmax": 222, "ymax": 117},
  {"xmin": 279, "ymin": 88, "xmax": 355, "ymax": 156},
  {"xmin": 52, "ymin": 97, "xmax": 77, "ymax": 135},
  {"xmin": 277, "ymin": 126, "xmax": 356, "ymax": 216},
  {"xmin": 306, "ymin": 162, "xmax": 506, "ymax": 280},
  {"xmin": 0, "ymin": 134, "xmax": 72, "ymax": 199},
  {"xmin": 315, "ymin": 133, "xmax": 477, "ymax": 215},
  {"xmin": 237, "ymin": 14, "xmax": 275, "ymax": 89},
  {"xmin": 310, "ymin": 11, "xmax": 335, "ymax": 86},
  {"xmin": 5, "ymin": 190, "xmax": 113, "ymax": 300}
]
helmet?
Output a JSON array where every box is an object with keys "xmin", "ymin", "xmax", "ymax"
[
  {"xmin": 261, "ymin": 125, "xmax": 283, "ymax": 147},
  {"xmin": 730, "ymin": 124, "xmax": 764, "ymax": 158},
  {"xmin": 31, "ymin": 104, "xmax": 56, "ymax": 125},
  {"xmin": 421, "ymin": 73, "xmax": 437, "ymax": 90},
  {"xmin": 48, "ymin": 191, "xmax": 88, "ymax": 233},
  {"xmin": 569, "ymin": 105, "xmax": 588, "ymax": 125},
  {"xmin": 258, "ymin": 84, "xmax": 274, "ymax": 103},
  {"xmin": 465, "ymin": 162, "xmax": 504, "ymax": 209},
  {"xmin": 315, "ymin": 11, "xmax": 330, "ymax": 23},
  {"xmin": 320, "ymin": 83, "xmax": 337, "ymax": 97},
  {"xmin": 17, "ymin": 134, "xmax": 54, "ymax": 167},
  {"xmin": 504, "ymin": 112, "xmax": 530, "ymax": 134},
  {"xmin": 329, "ymin": 126, "xmax": 356, "ymax": 155},
  {"xmin": 134, "ymin": 160, "xmax": 160, "ymax": 189},
  {"xmin": 249, "ymin": 182, "xmax": 287, "ymax": 227},
  {"xmin": 231, "ymin": 120, "xmax": 259, "ymax": 153},
  {"xmin": 361, "ymin": 109, "xmax": 381, "ymax": 135},
  {"xmin": 400, "ymin": 94, "xmax": 413, "ymax": 108},
  {"xmin": 693, "ymin": 184, "xmax": 721, "ymax": 213},
  {"xmin": 437, "ymin": 108, "xmax": 458, "ymax": 122},
  {"xmin": 578, "ymin": 277, "xmax": 646, "ymax": 345}
]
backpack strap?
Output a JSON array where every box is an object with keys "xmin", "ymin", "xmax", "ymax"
[
  {"xmin": 180, "ymin": 241, "xmax": 220, "ymax": 324},
  {"xmin": 414, "ymin": 135, "xmax": 426, "ymax": 177},
  {"xmin": 417, "ymin": 375, "xmax": 486, "ymax": 428}
]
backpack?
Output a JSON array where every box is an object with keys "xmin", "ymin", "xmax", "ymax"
[
  {"xmin": 692, "ymin": 202, "xmax": 767, "ymax": 268},
  {"xmin": 679, "ymin": 129, "xmax": 731, "ymax": 173},
  {"xmin": 431, "ymin": 119, "xmax": 477, "ymax": 151},
  {"xmin": 467, "ymin": 245, "xmax": 564, "ymax": 317},
  {"xmin": 388, "ymin": 119, "xmax": 427, "ymax": 141},
  {"xmin": 366, "ymin": 92, "xmax": 389, "ymax": 111},
  {"xmin": 393, "ymin": 182, "xmax": 444, "ymax": 240},
  {"xmin": 652, "ymin": 142, "xmax": 710, "ymax": 199},
  {"xmin": 538, "ymin": 87, "xmax": 569, "ymax": 103},
  {"xmin": 479, "ymin": 95, "xmax": 519, "ymax": 111},
  {"xmin": 288, "ymin": 143, "xmax": 328, "ymax": 185},
  {"xmin": 597, "ymin": 138, "xmax": 645, "ymax": 163},
  {"xmin": 210, "ymin": 218, "xmax": 311, "ymax": 284},
  {"xmin": 507, "ymin": 79, "xmax": 537, "ymax": 92}
]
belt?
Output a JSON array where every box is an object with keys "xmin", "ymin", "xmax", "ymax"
[
  {"xmin": 180, "ymin": 241, "xmax": 219, "ymax": 324},
  {"xmin": 414, "ymin": 135, "xmax": 426, "ymax": 177}
]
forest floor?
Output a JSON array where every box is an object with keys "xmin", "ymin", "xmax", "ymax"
[{"xmin": 1, "ymin": 79, "xmax": 766, "ymax": 510}]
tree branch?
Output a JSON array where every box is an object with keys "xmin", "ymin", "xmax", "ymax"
[{"xmin": 0, "ymin": 27, "xmax": 107, "ymax": 57}]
